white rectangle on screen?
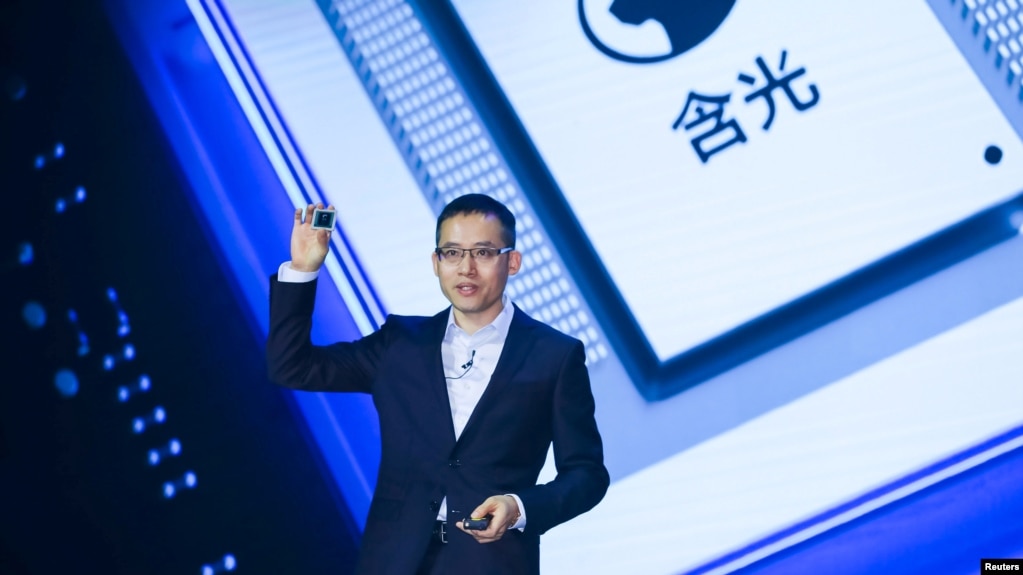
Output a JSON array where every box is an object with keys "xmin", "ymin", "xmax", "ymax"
[{"xmin": 450, "ymin": 0, "xmax": 1023, "ymax": 361}]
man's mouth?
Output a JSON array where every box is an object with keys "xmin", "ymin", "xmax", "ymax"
[{"xmin": 456, "ymin": 283, "xmax": 478, "ymax": 295}]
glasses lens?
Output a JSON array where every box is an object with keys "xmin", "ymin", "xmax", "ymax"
[
  {"xmin": 472, "ymin": 248, "xmax": 496, "ymax": 262},
  {"xmin": 438, "ymin": 248, "xmax": 461, "ymax": 263}
]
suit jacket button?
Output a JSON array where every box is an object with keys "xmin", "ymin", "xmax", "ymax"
[{"xmin": 429, "ymin": 500, "xmax": 440, "ymax": 512}]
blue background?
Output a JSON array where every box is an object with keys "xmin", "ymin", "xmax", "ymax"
[{"xmin": 2, "ymin": 0, "xmax": 1022, "ymax": 573}]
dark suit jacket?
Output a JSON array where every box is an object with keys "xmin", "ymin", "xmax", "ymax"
[{"xmin": 267, "ymin": 277, "xmax": 609, "ymax": 574}]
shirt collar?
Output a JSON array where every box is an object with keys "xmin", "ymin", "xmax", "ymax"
[{"xmin": 444, "ymin": 294, "xmax": 515, "ymax": 342}]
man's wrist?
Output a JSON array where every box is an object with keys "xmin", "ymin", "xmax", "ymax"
[
  {"xmin": 278, "ymin": 261, "xmax": 320, "ymax": 283},
  {"xmin": 505, "ymin": 494, "xmax": 526, "ymax": 530}
]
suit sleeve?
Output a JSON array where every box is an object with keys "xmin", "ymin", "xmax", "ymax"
[
  {"xmin": 519, "ymin": 340, "xmax": 610, "ymax": 535},
  {"xmin": 266, "ymin": 275, "xmax": 387, "ymax": 393}
]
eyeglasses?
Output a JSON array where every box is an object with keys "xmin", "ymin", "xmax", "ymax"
[{"xmin": 434, "ymin": 246, "xmax": 513, "ymax": 266}]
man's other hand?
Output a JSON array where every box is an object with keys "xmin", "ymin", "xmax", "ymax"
[{"xmin": 456, "ymin": 495, "xmax": 520, "ymax": 544}]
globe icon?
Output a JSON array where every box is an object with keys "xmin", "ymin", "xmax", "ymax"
[{"xmin": 578, "ymin": 0, "xmax": 736, "ymax": 64}]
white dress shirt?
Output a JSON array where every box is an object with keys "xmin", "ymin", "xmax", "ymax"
[{"xmin": 277, "ymin": 262, "xmax": 527, "ymax": 529}]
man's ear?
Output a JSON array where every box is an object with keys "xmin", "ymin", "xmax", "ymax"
[
  {"xmin": 507, "ymin": 250, "xmax": 522, "ymax": 276},
  {"xmin": 432, "ymin": 251, "xmax": 441, "ymax": 277}
]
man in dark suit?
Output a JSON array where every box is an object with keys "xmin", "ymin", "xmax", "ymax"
[{"xmin": 267, "ymin": 194, "xmax": 609, "ymax": 574}]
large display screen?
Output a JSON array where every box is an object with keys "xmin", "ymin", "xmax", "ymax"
[
  {"xmin": 448, "ymin": 0, "xmax": 1023, "ymax": 385},
  {"xmin": 152, "ymin": 0, "xmax": 1023, "ymax": 573}
]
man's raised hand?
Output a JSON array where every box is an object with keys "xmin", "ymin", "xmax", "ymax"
[{"xmin": 290, "ymin": 203, "xmax": 333, "ymax": 272}]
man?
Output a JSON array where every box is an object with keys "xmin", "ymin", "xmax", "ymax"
[{"xmin": 267, "ymin": 194, "xmax": 609, "ymax": 574}]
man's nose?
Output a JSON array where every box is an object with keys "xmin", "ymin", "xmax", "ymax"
[{"xmin": 457, "ymin": 253, "xmax": 477, "ymax": 274}]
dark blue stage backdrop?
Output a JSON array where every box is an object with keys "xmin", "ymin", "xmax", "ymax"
[
  {"xmin": 0, "ymin": 1, "xmax": 359, "ymax": 573},
  {"xmin": 97, "ymin": 0, "xmax": 1023, "ymax": 573}
]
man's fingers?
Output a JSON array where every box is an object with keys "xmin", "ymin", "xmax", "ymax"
[
  {"xmin": 474, "ymin": 524, "xmax": 506, "ymax": 544},
  {"xmin": 456, "ymin": 495, "xmax": 518, "ymax": 544},
  {"xmin": 455, "ymin": 513, "xmax": 507, "ymax": 544}
]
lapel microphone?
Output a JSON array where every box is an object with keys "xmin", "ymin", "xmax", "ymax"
[{"xmin": 447, "ymin": 350, "xmax": 476, "ymax": 380}]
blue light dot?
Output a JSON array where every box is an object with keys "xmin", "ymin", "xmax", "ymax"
[
  {"xmin": 34, "ymin": 155, "xmax": 45, "ymax": 169},
  {"xmin": 67, "ymin": 309, "xmax": 78, "ymax": 322},
  {"xmin": 54, "ymin": 369, "xmax": 79, "ymax": 398},
  {"xmin": 17, "ymin": 242, "xmax": 33, "ymax": 265},
  {"xmin": 139, "ymin": 375, "xmax": 151, "ymax": 391},
  {"xmin": 148, "ymin": 450, "xmax": 160, "ymax": 466},
  {"xmin": 133, "ymin": 418, "xmax": 145, "ymax": 434},
  {"xmin": 74, "ymin": 186, "xmax": 86, "ymax": 202},
  {"xmin": 123, "ymin": 343, "xmax": 135, "ymax": 360},
  {"xmin": 54, "ymin": 142, "xmax": 65, "ymax": 158},
  {"xmin": 106, "ymin": 287, "xmax": 118, "ymax": 302},
  {"xmin": 202, "ymin": 566, "xmax": 214, "ymax": 575},
  {"xmin": 163, "ymin": 483, "xmax": 176, "ymax": 499},
  {"xmin": 224, "ymin": 555, "xmax": 236, "ymax": 570},
  {"xmin": 169, "ymin": 439, "xmax": 182, "ymax": 455},
  {"xmin": 117, "ymin": 324, "xmax": 131, "ymax": 337},
  {"xmin": 154, "ymin": 407, "xmax": 166, "ymax": 423},
  {"xmin": 22, "ymin": 301, "xmax": 46, "ymax": 330},
  {"xmin": 118, "ymin": 387, "xmax": 130, "ymax": 402},
  {"xmin": 77, "ymin": 342, "xmax": 90, "ymax": 357},
  {"xmin": 55, "ymin": 198, "xmax": 66, "ymax": 213},
  {"xmin": 102, "ymin": 355, "xmax": 115, "ymax": 371},
  {"xmin": 184, "ymin": 472, "xmax": 197, "ymax": 488}
]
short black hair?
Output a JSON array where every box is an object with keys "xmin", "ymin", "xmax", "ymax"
[{"xmin": 435, "ymin": 193, "xmax": 516, "ymax": 248}]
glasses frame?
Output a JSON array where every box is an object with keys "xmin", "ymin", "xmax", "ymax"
[{"xmin": 434, "ymin": 246, "xmax": 514, "ymax": 265}]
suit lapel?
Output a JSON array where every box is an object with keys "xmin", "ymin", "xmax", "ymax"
[
  {"xmin": 414, "ymin": 309, "xmax": 458, "ymax": 448},
  {"xmin": 455, "ymin": 305, "xmax": 537, "ymax": 448}
]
